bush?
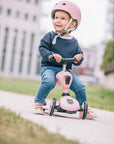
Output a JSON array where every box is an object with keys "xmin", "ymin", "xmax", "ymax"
[{"xmin": 101, "ymin": 40, "xmax": 114, "ymax": 71}]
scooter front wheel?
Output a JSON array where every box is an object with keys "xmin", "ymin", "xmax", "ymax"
[
  {"xmin": 82, "ymin": 101, "xmax": 88, "ymax": 119},
  {"xmin": 49, "ymin": 98, "xmax": 56, "ymax": 116}
]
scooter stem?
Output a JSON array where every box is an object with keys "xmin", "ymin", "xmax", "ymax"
[{"xmin": 63, "ymin": 64, "xmax": 67, "ymax": 71}]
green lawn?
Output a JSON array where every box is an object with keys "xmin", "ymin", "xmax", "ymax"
[
  {"xmin": 0, "ymin": 107, "xmax": 78, "ymax": 144},
  {"xmin": 0, "ymin": 77, "xmax": 114, "ymax": 111},
  {"xmin": 86, "ymin": 86, "xmax": 114, "ymax": 111}
]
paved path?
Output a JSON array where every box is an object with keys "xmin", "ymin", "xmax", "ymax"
[{"xmin": 0, "ymin": 90, "xmax": 114, "ymax": 144}]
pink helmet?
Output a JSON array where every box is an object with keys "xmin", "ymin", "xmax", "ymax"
[{"xmin": 51, "ymin": 1, "xmax": 81, "ymax": 27}]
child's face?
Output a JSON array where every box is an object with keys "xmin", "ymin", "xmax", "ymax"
[{"xmin": 53, "ymin": 11, "xmax": 70, "ymax": 33}]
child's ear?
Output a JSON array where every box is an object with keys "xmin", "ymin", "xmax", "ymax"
[{"xmin": 70, "ymin": 21, "xmax": 77, "ymax": 28}]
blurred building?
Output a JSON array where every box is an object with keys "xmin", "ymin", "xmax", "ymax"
[
  {"xmin": 105, "ymin": 0, "xmax": 114, "ymax": 41},
  {"xmin": 0, "ymin": 0, "xmax": 45, "ymax": 79},
  {"xmin": 72, "ymin": 43, "xmax": 106, "ymax": 85}
]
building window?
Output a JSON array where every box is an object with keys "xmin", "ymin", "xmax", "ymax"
[
  {"xmin": 1, "ymin": 28, "xmax": 9, "ymax": 71},
  {"xmin": 27, "ymin": 33, "xmax": 35, "ymax": 74},
  {"xmin": 7, "ymin": 9, "xmax": 11, "ymax": 16},
  {"xmin": 24, "ymin": 13, "xmax": 29, "ymax": 20},
  {"xmin": 15, "ymin": 11, "xmax": 20, "ymax": 18},
  {"xmin": 35, "ymin": 0, "xmax": 38, "ymax": 4},
  {"xmin": 36, "ymin": 55, "xmax": 41, "ymax": 75},
  {"xmin": 0, "ymin": 6, "xmax": 2, "ymax": 14},
  {"xmin": 10, "ymin": 30, "xmax": 18, "ymax": 72},
  {"xmin": 33, "ymin": 15, "xmax": 37, "ymax": 22},
  {"xmin": 19, "ymin": 31, "xmax": 26, "ymax": 73},
  {"xmin": 27, "ymin": 0, "xmax": 30, "ymax": 2}
]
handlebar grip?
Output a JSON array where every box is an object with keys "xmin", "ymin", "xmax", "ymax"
[
  {"xmin": 48, "ymin": 55, "xmax": 55, "ymax": 62},
  {"xmin": 62, "ymin": 57, "xmax": 77, "ymax": 63}
]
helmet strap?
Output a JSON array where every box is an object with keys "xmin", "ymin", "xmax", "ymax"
[
  {"xmin": 52, "ymin": 18, "xmax": 76, "ymax": 45},
  {"xmin": 65, "ymin": 18, "xmax": 73, "ymax": 31},
  {"xmin": 65, "ymin": 18, "xmax": 78, "ymax": 33},
  {"xmin": 60, "ymin": 18, "xmax": 73, "ymax": 36}
]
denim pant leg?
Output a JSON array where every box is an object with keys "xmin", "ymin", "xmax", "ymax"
[
  {"xmin": 70, "ymin": 71, "xmax": 87, "ymax": 107},
  {"xmin": 34, "ymin": 67, "xmax": 56, "ymax": 103}
]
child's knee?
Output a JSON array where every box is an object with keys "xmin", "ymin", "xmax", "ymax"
[
  {"xmin": 78, "ymin": 82, "xmax": 85, "ymax": 90},
  {"xmin": 70, "ymin": 80, "xmax": 85, "ymax": 92},
  {"xmin": 43, "ymin": 76, "xmax": 55, "ymax": 88}
]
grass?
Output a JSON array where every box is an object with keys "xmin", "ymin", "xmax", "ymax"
[
  {"xmin": 86, "ymin": 86, "xmax": 114, "ymax": 111},
  {"xmin": 0, "ymin": 77, "xmax": 40, "ymax": 96},
  {"xmin": 0, "ymin": 107, "xmax": 79, "ymax": 144},
  {"xmin": 0, "ymin": 77, "xmax": 114, "ymax": 111}
]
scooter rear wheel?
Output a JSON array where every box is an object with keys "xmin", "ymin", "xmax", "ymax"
[
  {"xmin": 49, "ymin": 98, "xmax": 56, "ymax": 116},
  {"xmin": 82, "ymin": 101, "xmax": 88, "ymax": 119}
]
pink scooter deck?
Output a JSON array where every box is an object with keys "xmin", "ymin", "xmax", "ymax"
[{"xmin": 59, "ymin": 96, "xmax": 80, "ymax": 111}]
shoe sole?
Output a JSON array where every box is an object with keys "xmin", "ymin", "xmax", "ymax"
[{"xmin": 32, "ymin": 110, "xmax": 44, "ymax": 115}]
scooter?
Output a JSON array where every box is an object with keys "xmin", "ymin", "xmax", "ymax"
[{"xmin": 46, "ymin": 55, "xmax": 88, "ymax": 119}]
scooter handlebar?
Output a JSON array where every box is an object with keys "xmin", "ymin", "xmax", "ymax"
[
  {"xmin": 48, "ymin": 55, "xmax": 78, "ymax": 63},
  {"xmin": 62, "ymin": 58, "xmax": 78, "ymax": 63}
]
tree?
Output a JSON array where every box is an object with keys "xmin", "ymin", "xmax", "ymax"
[{"xmin": 101, "ymin": 40, "xmax": 114, "ymax": 75}]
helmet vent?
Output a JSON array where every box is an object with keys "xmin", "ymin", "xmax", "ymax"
[{"xmin": 62, "ymin": 3, "xmax": 66, "ymax": 5}]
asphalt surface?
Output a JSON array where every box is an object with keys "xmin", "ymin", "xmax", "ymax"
[{"xmin": 0, "ymin": 90, "xmax": 114, "ymax": 144}]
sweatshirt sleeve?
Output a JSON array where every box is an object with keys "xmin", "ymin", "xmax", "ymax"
[
  {"xmin": 39, "ymin": 32, "xmax": 55, "ymax": 61},
  {"xmin": 73, "ymin": 39, "xmax": 83, "ymax": 66}
]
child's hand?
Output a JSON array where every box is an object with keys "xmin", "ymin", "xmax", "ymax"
[
  {"xmin": 74, "ymin": 54, "xmax": 83, "ymax": 63},
  {"xmin": 53, "ymin": 54, "xmax": 62, "ymax": 63}
]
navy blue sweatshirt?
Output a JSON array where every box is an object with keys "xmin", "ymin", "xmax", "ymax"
[{"xmin": 39, "ymin": 31, "xmax": 83, "ymax": 69}]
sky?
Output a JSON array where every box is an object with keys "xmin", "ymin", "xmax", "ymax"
[{"xmin": 41, "ymin": 0, "xmax": 108, "ymax": 47}]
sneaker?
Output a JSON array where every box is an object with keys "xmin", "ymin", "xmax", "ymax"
[
  {"xmin": 32, "ymin": 103, "xmax": 44, "ymax": 114},
  {"xmin": 79, "ymin": 109, "xmax": 97, "ymax": 119}
]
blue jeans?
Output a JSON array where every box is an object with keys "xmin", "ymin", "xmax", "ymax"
[{"xmin": 34, "ymin": 66, "xmax": 87, "ymax": 107}]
